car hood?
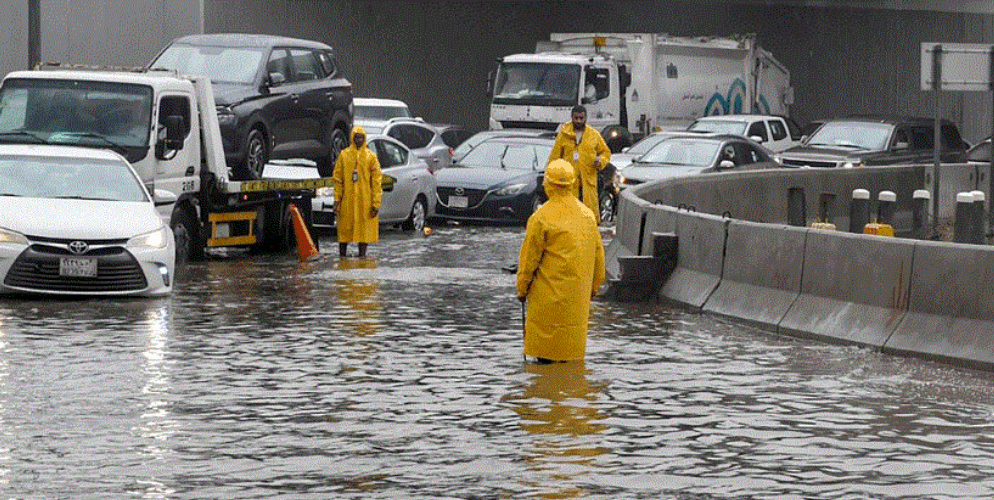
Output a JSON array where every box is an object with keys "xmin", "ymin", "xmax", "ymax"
[
  {"xmin": 0, "ymin": 198, "xmax": 163, "ymax": 240},
  {"xmin": 211, "ymin": 82, "xmax": 265, "ymax": 107},
  {"xmin": 779, "ymin": 145, "xmax": 870, "ymax": 161},
  {"xmin": 621, "ymin": 163, "xmax": 706, "ymax": 183},
  {"xmin": 434, "ymin": 166, "xmax": 538, "ymax": 189}
]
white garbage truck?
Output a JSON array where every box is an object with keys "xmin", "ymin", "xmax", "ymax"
[
  {"xmin": 0, "ymin": 64, "xmax": 327, "ymax": 262},
  {"xmin": 489, "ymin": 33, "xmax": 793, "ymax": 150}
]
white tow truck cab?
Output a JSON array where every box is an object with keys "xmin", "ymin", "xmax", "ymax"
[
  {"xmin": 0, "ymin": 64, "xmax": 327, "ymax": 261},
  {"xmin": 489, "ymin": 33, "xmax": 793, "ymax": 150}
]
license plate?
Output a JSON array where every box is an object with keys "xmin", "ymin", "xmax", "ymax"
[
  {"xmin": 449, "ymin": 195, "xmax": 468, "ymax": 208},
  {"xmin": 59, "ymin": 257, "xmax": 97, "ymax": 277}
]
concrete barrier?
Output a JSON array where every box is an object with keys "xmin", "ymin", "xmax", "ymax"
[
  {"xmin": 617, "ymin": 188, "xmax": 652, "ymax": 254},
  {"xmin": 640, "ymin": 204, "xmax": 679, "ymax": 258},
  {"xmin": 885, "ymin": 241, "xmax": 994, "ymax": 369},
  {"xmin": 778, "ymin": 230, "xmax": 913, "ymax": 347},
  {"xmin": 658, "ymin": 210, "xmax": 727, "ymax": 310},
  {"xmin": 702, "ymin": 220, "xmax": 806, "ymax": 331}
]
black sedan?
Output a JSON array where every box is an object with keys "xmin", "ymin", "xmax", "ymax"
[{"xmin": 434, "ymin": 136, "xmax": 553, "ymax": 224}]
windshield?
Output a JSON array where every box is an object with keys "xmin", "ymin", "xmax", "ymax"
[
  {"xmin": 639, "ymin": 139, "xmax": 721, "ymax": 167},
  {"xmin": 626, "ymin": 133, "xmax": 676, "ymax": 155},
  {"xmin": 806, "ymin": 122, "xmax": 893, "ymax": 150},
  {"xmin": 0, "ymin": 78, "xmax": 153, "ymax": 149},
  {"xmin": 493, "ymin": 63, "xmax": 580, "ymax": 104},
  {"xmin": 151, "ymin": 43, "xmax": 264, "ymax": 85},
  {"xmin": 460, "ymin": 141, "xmax": 551, "ymax": 170},
  {"xmin": 0, "ymin": 155, "xmax": 148, "ymax": 202},
  {"xmin": 355, "ymin": 104, "xmax": 411, "ymax": 120},
  {"xmin": 689, "ymin": 120, "xmax": 747, "ymax": 136}
]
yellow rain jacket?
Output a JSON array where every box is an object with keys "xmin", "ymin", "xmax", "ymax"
[
  {"xmin": 517, "ymin": 175, "xmax": 605, "ymax": 361},
  {"xmin": 333, "ymin": 127, "xmax": 382, "ymax": 243},
  {"xmin": 547, "ymin": 122, "xmax": 611, "ymax": 224}
]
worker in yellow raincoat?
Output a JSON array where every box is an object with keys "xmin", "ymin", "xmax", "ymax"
[
  {"xmin": 517, "ymin": 159, "xmax": 606, "ymax": 363},
  {"xmin": 547, "ymin": 105, "xmax": 611, "ymax": 224},
  {"xmin": 333, "ymin": 126, "xmax": 382, "ymax": 257}
]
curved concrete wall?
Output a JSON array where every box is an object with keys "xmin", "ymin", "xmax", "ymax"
[{"xmin": 611, "ymin": 165, "xmax": 994, "ymax": 370}]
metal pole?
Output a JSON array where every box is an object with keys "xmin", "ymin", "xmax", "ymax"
[
  {"xmin": 989, "ymin": 47, "xmax": 994, "ymax": 235},
  {"xmin": 28, "ymin": 0, "xmax": 40, "ymax": 70},
  {"xmin": 931, "ymin": 45, "xmax": 942, "ymax": 228}
]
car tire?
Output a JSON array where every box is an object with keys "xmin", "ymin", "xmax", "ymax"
[
  {"xmin": 520, "ymin": 193, "xmax": 542, "ymax": 224},
  {"xmin": 234, "ymin": 128, "xmax": 267, "ymax": 180},
  {"xmin": 599, "ymin": 189, "xmax": 616, "ymax": 224},
  {"xmin": 171, "ymin": 206, "xmax": 203, "ymax": 265},
  {"xmin": 318, "ymin": 126, "xmax": 348, "ymax": 178},
  {"xmin": 402, "ymin": 196, "xmax": 427, "ymax": 231}
]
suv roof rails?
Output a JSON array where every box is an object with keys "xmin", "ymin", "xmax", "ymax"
[{"xmin": 35, "ymin": 62, "xmax": 149, "ymax": 73}]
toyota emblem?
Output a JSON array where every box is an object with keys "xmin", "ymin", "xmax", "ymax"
[
  {"xmin": 454, "ymin": 187, "xmax": 464, "ymax": 196},
  {"xmin": 68, "ymin": 241, "xmax": 89, "ymax": 255}
]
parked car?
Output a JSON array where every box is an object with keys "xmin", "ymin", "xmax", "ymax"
[
  {"xmin": 619, "ymin": 133, "xmax": 778, "ymax": 187},
  {"xmin": 0, "ymin": 144, "xmax": 175, "ymax": 296},
  {"xmin": 380, "ymin": 118, "xmax": 452, "ymax": 173},
  {"xmin": 149, "ymin": 33, "xmax": 354, "ymax": 180},
  {"xmin": 434, "ymin": 136, "xmax": 554, "ymax": 224},
  {"xmin": 311, "ymin": 134, "xmax": 436, "ymax": 231},
  {"xmin": 688, "ymin": 114, "xmax": 801, "ymax": 152},
  {"xmin": 451, "ymin": 129, "xmax": 554, "ymax": 163},
  {"xmin": 610, "ymin": 130, "xmax": 702, "ymax": 171},
  {"xmin": 775, "ymin": 116, "xmax": 969, "ymax": 168},
  {"xmin": 353, "ymin": 97, "xmax": 412, "ymax": 134}
]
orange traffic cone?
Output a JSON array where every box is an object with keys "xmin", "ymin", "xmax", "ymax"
[{"xmin": 289, "ymin": 204, "xmax": 319, "ymax": 260}]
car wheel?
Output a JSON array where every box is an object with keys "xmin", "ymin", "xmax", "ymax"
[
  {"xmin": 520, "ymin": 193, "xmax": 542, "ymax": 224},
  {"xmin": 318, "ymin": 126, "xmax": 348, "ymax": 178},
  {"xmin": 171, "ymin": 207, "xmax": 203, "ymax": 265},
  {"xmin": 234, "ymin": 128, "xmax": 267, "ymax": 180},
  {"xmin": 599, "ymin": 189, "xmax": 616, "ymax": 224},
  {"xmin": 402, "ymin": 196, "xmax": 427, "ymax": 231}
]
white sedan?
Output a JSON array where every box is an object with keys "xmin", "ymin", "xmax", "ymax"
[
  {"xmin": 0, "ymin": 144, "xmax": 174, "ymax": 297},
  {"xmin": 312, "ymin": 134, "xmax": 436, "ymax": 232}
]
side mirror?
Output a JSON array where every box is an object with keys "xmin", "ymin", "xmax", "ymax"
[
  {"xmin": 800, "ymin": 134, "xmax": 809, "ymax": 143},
  {"xmin": 268, "ymin": 72, "xmax": 285, "ymax": 87},
  {"xmin": 621, "ymin": 146, "xmax": 630, "ymax": 153},
  {"xmin": 719, "ymin": 160, "xmax": 735, "ymax": 169},
  {"xmin": 156, "ymin": 115, "xmax": 185, "ymax": 159},
  {"xmin": 750, "ymin": 135, "xmax": 765, "ymax": 143},
  {"xmin": 153, "ymin": 189, "xmax": 178, "ymax": 206}
]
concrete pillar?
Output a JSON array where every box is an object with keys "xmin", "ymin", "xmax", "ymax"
[
  {"xmin": 954, "ymin": 192, "xmax": 975, "ymax": 244},
  {"xmin": 912, "ymin": 189, "xmax": 931, "ymax": 239},
  {"xmin": 877, "ymin": 190, "xmax": 896, "ymax": 225},
  {"xmin": 971, "ymin": 190, "xmax": 987, "ymax": 244},
  {"xmin": 788, "ymin": 187, "xmax": 806, "ymax": 227},
  {"xmin": 849, "ymin": 189, "xmax": 870, "ymax": 233}
]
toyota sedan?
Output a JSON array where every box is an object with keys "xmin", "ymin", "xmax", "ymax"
[{"xmin": 0, "ymin": 145, "xmax": 175, "ymax": 296}]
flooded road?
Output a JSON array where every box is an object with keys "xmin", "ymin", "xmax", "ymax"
[{"xmin": 1, "ymin": 225, "xmax": 993, "ymax": 499}]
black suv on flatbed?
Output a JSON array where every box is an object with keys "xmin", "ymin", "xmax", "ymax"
[
  {"xmin": 150, "ymin": 34, "xmax": 354, "ymax": 179},
  {"xmin": 776, "ymin": 116, "xmax": 968, "ymax": 168}
]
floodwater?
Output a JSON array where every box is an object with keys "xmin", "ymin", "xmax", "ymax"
[{"xmin": 1, "ymin": 225, "xmax": 993, "ymax": 499}]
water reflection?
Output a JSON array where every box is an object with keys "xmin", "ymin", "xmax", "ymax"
[
  {"xmin": 334, "ymin": 258, "xmax": 381, "ymax": 337},
  {"xmin": 135, "ymin": 302, "xmax": 177, "ymax": 499},
  {"xmin": 504, "ymin": 362, "xmax": 611, "ymax": 499}
]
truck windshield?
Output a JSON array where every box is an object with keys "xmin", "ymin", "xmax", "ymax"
[
  {"xmin": 493, "ymin": 63, "xmax": 580, "ymax": 105},
  {"xmin": 151, "ymin": 43, "xmax": 264, "ymax": 85},
  {"xmin": 0, "ymin": 78, "xmax": 153, "ymax": 150}
]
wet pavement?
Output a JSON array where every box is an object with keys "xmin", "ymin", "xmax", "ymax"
[{"xmin": 1, "ymin": 224, "xmax": 994, "ymax": 499}]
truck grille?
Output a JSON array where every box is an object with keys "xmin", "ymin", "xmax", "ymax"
[{"xmin": 5, "ymin": 245, "xmax": 147, "ymax": 293}]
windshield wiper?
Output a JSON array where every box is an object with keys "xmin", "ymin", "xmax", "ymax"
[
  {"xmin": 0, "ymin": 192, "xmax": 23, "ymax": 197},
  {"xmin": 51, "ymin": 132, "xmax": 129, "ymax": 153},
  {"xmin": 0, "ymin": 129, "xmax": 47, "ymax": 144}
]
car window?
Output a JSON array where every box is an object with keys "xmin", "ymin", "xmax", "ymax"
[
  {"xmin": 150, "ymin": 43, "xmax": 264, "ymax": 85},
  {"xmin": 641, "ymin": 139, "xmax": 720, "ymax": 167},
  {"xmin": 355, "ymin": 105, "xmax": 410, "ymax": 120},
  {"xmin": 0, "ymin": 155, "xmax": 147, "ymax": 202},
  {"xmin": 441, "ymin": 129, "xmax": 471, "ymax": 149},
  {"xmin": 461, "ymin": 141, "xmax": 507, "ymax": 168},
  {"xmin": 267, "ymin": 49, "xmax": 292, "ymax": 83},
  {"xmin": 289, "ymin": 48, "xmax": 322, "ymax": 81},
  {"xmin": 747, "ymin": 121, "xmax": 768, "ymax": 141},
  {"xmin": 941, "ymin": 124, "xmax": 965, "ymax": 150},
  {"xmin": 734, "ymin": 142, "xmax": 771, "ymax": 164},
  {"xmin": 910, "ymin": 126, "xmax": 932, "ymax": 150},
  {"xmin": 783, "ymin": 116, "xmax": 802, "ymax": 140},
  {"xmin": 626, "ymin": 133, "xmax": 672, "ymax": 154},
  {"xmin": 768, "ymin": 120, "xmax": 787, "ymax": 141},
  {"xmin": 807, "ymin": 122, "xmax": 892, "ymax": 150},
  {"xmin": 317, "ymin": 51, "xmax": 337, "ymax": 78},
  {"xmin": 389, "ymin": 124, "xmax": 434, "ymax": 149},
  {"xmin": 375, "ymin": 139, "xmax": 408, "ymax": 168},
  {"xmin": 689, "ymin": 120, "xmax": 747, "ymax": 136},
  {"xmin": 502, "ymin": 144, "xmax": 536, "ymax": 170}
]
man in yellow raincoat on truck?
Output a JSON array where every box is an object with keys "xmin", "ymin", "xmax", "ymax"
[
  {"xmin": 517, "ymin": 159, "xmax": 606, "ymax": 363},
  {"xmin": 547, "ymin": 105, "xmax": 611, "ymax": 224},
  {"xmin": 333, "ymin": 126, "xmax": 382, "ymax": 257}
]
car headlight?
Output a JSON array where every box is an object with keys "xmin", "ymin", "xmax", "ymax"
[
  {"xmin": 0, "ymin": 226, "xmax": 28, "ymax": 245},
  {"xmin": 316, "ymin": 187, "xmax": 335, "ymax": 198},
  {"xmin": 494, "ymin": 183, "xmax": 528, "ymax": 196},
  {"xmin": 127, "ymin": 226, "xmax": 169, "ymax": 249},
  {"xmin": 216, "ymin": 106, "xmax": 236, "ymax": 126}
]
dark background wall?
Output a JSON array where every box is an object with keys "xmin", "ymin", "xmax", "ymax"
[{"xmin": 206, "ymin": 1, "xmax": 994, "ymax": 141}]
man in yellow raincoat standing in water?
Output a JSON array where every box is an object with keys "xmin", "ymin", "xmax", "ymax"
[
  {"xmin": 517, "ymin": 159, "xmax": 605, "ymax": 363},
  {"xmin": 547, "ymin": 105, "xmax": 611, "ymax": 224},
  {"xmin": 333, "ymin": 126, "xmax": 382, "ymax": 257}
]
